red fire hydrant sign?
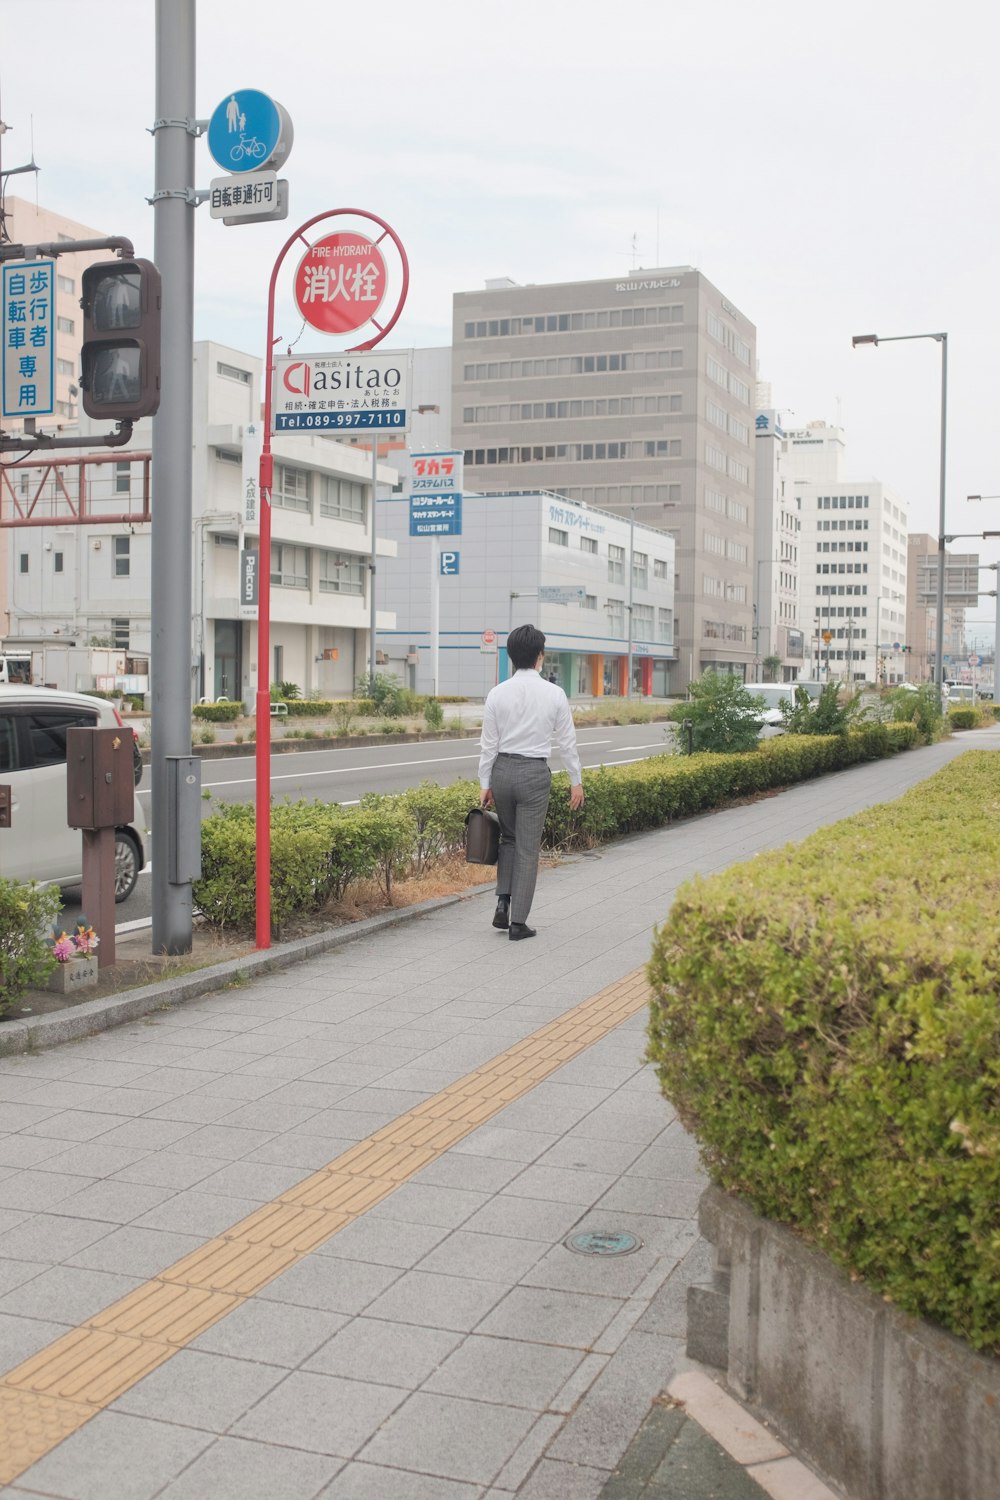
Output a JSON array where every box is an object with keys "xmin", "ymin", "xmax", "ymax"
[{"xmin": 293, "ymin": 233, "xmax": 387, "ymax": 335}]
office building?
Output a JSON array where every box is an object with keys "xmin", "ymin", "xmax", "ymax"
[
  {"xmin": 375, "ymin": 491, "xmax": 676, "ymax": 698},
  {"xmin": 753, "ymin": 409, "xmax": 804, "ymax": 680},
  {"xmin": 452, "ymin": 269, "xmax": 756, "ymax": 690}
]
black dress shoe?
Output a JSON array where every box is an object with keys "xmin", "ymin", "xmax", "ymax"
[
  {"xmin": 508, "ymin": 922, "xmax": 536, "ymax": 941},
  {"xmin": 492, "ymin": 897, "xmax": 510, "ymax": 930}
]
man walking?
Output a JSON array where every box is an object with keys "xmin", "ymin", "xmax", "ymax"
[{"xmin": 479, "ymin": 625, "xmax": 585, "ymax": 941}]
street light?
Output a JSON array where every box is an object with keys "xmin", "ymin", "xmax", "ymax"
[{"xmin": 852, "ymin": 330, "xmax": 948, "ymax": 702}]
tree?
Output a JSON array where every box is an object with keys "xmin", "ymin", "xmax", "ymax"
[
  {"xmin": 679, "ymin": 670, "xmax": 764, "ymax": 754},
  {"xmin": 780, "ymin": 681, "xmax": 859, "ymax": 735},
  {"xmin": 763, "ymin": 654, "xmax": 782, "ymax": 683}
]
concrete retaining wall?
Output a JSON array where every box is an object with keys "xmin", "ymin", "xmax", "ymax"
[{"xmin": 689, "ymin": 1185, "xmax": 1000, "ymax": 1500}]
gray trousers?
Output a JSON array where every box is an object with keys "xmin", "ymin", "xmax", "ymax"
[{"xmin": 490, "ymin": 753, "xmax": 552, "ymax": 925}]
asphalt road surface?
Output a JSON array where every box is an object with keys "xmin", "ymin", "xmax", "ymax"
[{"xmin": 59, "ymin": 722, "xmax": 677, "ymax": 933}]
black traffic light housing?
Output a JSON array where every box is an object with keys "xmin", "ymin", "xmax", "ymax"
[{"xmin": 79, "ymin": 258, "xmax": 161, "ymax": 421}]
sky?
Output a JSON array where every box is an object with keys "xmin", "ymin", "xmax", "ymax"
[{"xmin": 3, "ymin": 0, "xmax": 1000, "ymax": 639}]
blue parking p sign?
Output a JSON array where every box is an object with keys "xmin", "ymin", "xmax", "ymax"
[{"xmin": 440, "ymin": 551, "xmax": 460, "ymax": 576}]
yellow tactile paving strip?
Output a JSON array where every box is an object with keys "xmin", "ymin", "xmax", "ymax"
[{"xmin": 0, "ymin": 966, "xmax": 651, "ymax": 1486}]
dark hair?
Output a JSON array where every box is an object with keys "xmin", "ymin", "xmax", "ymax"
[{"xmin": 507, "ymin": 624, "xmax": 545, "ymax": 670}]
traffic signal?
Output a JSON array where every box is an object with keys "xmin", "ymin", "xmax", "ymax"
[{"xmin": 79, "ymin": 259, "xmax": 161, "ymax": 421}]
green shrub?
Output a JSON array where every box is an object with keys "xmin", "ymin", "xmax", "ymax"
[
  {"xmin": 332, "ymin": 700, "xmax": 358, "ymax": 735},
  {"xmin": 679, "ymin": 670, "xmax": 764, "ymax": 753},
  {"xmin": 356, "ymin": 672, "xmax": 406, "ymax": 718},
  {"xmin": 646, "ymin": 750, "xmax": 1000, "ymax": 1353},
  {"xmin": 886, "ymin": 683, "xmax": 945, "ymax": 742},
  {"xmin": 424, "ymin": 698, "xmax": 445, "ymax": 731},
  {"xmin": 0, "ymin": 880, "xmax": 61, "ymax": 1015},
  {"xmin": 197, "ymin": 727, "xmax": 216, "ymax": 745},
  {"xmin": 273, "ymin": 680, "xmax": 300, "ymax": 700},
  {"xmin": 362, "ymin": 780, "xmax": 478, "ymax": 872},
  {"xmin": 193, "ymin": 701, "xmax": 241, "ymax": 722},
  {"xmin": 780, "ymin": 680, "xmax": 859, "ymax": 735},
  {"xmin": 948, "ymin": 705, "xmax": 993, "ymax": 730},
  {"xmin": 280, "ymin": 700, "xmax": 336, "ymax": 718}
]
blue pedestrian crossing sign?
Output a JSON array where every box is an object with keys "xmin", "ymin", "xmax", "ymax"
[
  {"xmin": 440, "ymin": 551, "xmax": 460, "ymax": 576},
  {"xmin": 207, "ymin": 90, "xmax": 293, "ymax": 175}
]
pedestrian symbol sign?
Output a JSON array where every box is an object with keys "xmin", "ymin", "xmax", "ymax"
[{"xmin": 207, "ymin": 90, "xmax": 293, "ymax": 175}]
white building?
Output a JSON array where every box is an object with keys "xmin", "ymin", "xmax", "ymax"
[
  {"xmin": 753, "ymin": 409, "xmax": 804, "ymax": 681},
  {"xmin": 2, "ymin": 341, "xmax": 399, "ymax": 703},
  {"xmin": 375, "ymin": 491, "xmax": 676, "ymax": 698}
]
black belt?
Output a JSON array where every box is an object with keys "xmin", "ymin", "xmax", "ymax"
[{"xmin": 497, "ymin": 752, "xmax": 547, "ymax": 762}]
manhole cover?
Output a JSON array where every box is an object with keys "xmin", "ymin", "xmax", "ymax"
[{"xmin": 564, "ymin": 1230, "xmax": 642, "ymax": 1257}]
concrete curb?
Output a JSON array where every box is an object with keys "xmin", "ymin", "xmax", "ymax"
[{"xmin": 0, "ymin": 892, "xmax": 466, "ymax": 1059}]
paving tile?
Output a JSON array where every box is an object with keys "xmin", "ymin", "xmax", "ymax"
[
  {"xmin": 258, "ymin": 1254, "xmax": 402, "ymax": 1315},
  {"xmin": 424, "ymin": 1333, "xmax": 582, "ymax": 1410},
  {"xmin": 0, "ymin": 1257, "xmax": 47, "ymax": 1297},
  {"xmin": 125, "ymin": 1067, "xmax": 227, "ymax": 1095},
  {"xmin": 111, "ymin": 1152, "xmax": 230, "ymax": 1191},
  {"xmin": 357, "ymin": 1389, "xmax": 537, "ymax": 1485},
  {"xmin": 0, "ymin": 1097, "xmax": 85, "ymax": 1129},
  {"xmin": 44, "ymin": 1178, "xmax": 175, "ymax": 1224},
  {"xmin": 367, "ymin": 1182, "xmax": 490, "ymax": 1229},
  {"xmin": 203, "ymin": 1099, "xmax": 321, "ymax": 1133},
  {"xmin": 187, "ymin": 1158, "xmax": 309, "ymax": 1202},
  {"xmin": 248, "ymin": 1080, "xmax": 359, "ymax": 1111},
  {"xmin": 412, "ymin": 1153, "xmax": 522, "ymax": 1195},
  {"xmin": 597, "ymin": 1175, "xmax": 705, "ymax": 1220},
  {"xmin": 547, "ymin": 1330, "xmax": 684, "ymax": 1470},
  {"xmin": 461, "ymin": 1194, "xmax": 591, "ymax": 1244},
  {"xmin": 12, "ymin": 1409, "xmax": 214, "ymax": 1500},
  {"xmin": 112, "ymin": 1347, "xmax": 287, "ymax": 1430},
  {"xmin": 453, "ymin": 1125, "xmax": 559, "ymax": 1163},
  {"xmin": 0, "ymin": 1170, "xmax": 97, "ymax": 1213},
  {"xmin": 66, "ymin": 1224, "xmax": 204, "ymax": 1278},
  {"xmin": 192, "ymin": 1297, "xmax": 348, "ymax": 1367},
  {"xmin": 57, "ymin": 1061, "xmax": 157, "ymax": 1088},
  {"xmin": 232, "ymin": 1369, "xmax": 406, "ymax": 1457},
  {"xmin": 0, "ymin": 1262, "xmax": 142, "ymax": 1324},
  {"xmin": 92, "ymin": 1117, "xmax": 200, "ymax": 1152},
  {"xmin": 146, "ymin": 1094, "xmax": 243, "ymax": 1124},
  {"xmin": 0, "ymin": 1211, "xmax": 116, "ymax": 1263},
  {"xmin": 305, "ymin": 1315, "xmax": 462, "ymax": 1387},
  {"xmin": 494, "ymin": 1411, "xmax": 564, "ymax": 1490},
  {"xmin": 478, "ymin": 1286, "xmax": 624, "ymax": 1349},
  {"xmin": 316, "ymin": 1463, "xmax": 480, "ymax": 1500},
  {"xmin": 20, "ymin": 1110, "xmax": 131, "ymax": 1144},
  {"xmin": 244, "ymin": 1133, "xmax": 355, "ymax": 1170},
  {"xmin": 0, "ymin": 1310, "xmax": 75, "ymax": 1376},
  {"xmin": 535, "ymin": 1136, "xmax": 646, "ymax": 1176},
  {"xmin": 155, "ymin": 1435, "xmax": 342, "ymax": 1500},
  {"xmin": 312, "ymin": 1214, "xmax": 450, "ymax": 1269},
  {"xmin": 31, "ymin": 1142, "xmax": 150, "ymax": 1180},
  {"xmin": 415, "ymin": 1228, "xmax": 547, "ymax": 1284},
  {"xmin": 505, "ymin": 1163, "xmax": 620, "ymax": 1207},
  {"xmin": 133, "ymin": 1188, "xmax": 260, "ymax": 1238},
  {"xmin": 159, "ymin": 1123, "xmax": 275, "ymax": 1159},
  {"xmin": 667, "ymin": 1370, "xmax": 788, "ymax": 1465},
  {"xmin": 76, "ymin": 1087, "xmax": 178, "ymax": 1117},
  {"xmin": 518, "ymin": 1239, "xmax": 662, "ymax": 1300},
  {"xmin": 363, "ymin": 1269, "xmax": 508, "ymax": 1333},
  {"xmin": 0, "ymin": 1135, "xmax": 76, "ymax": 1169},
  {"xmin": 511, "ymin": 1457, "xmax": 609, "ymax": 1498}
]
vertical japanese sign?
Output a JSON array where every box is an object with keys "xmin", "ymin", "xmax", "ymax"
[
  {"xmin": 239, "ymin": 549, "xmax": 260, "ymax": 620},
  {"xmin": 408, "ymin": 450, "xmax": 464, "ymax": 537},
  {"xmin": 242, "ymin": 419, "xmax": 263, "ymax": 529},
  {"xmin": 2, "ymin": 260, "xmax": 55, "ymax": 418}
]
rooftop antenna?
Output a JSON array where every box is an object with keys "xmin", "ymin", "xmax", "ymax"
[
  {"xmin": 655, "ymin": 206, "xmax": 660, "ymax": 265},
  {"xmin": 0, "ymin": 91, "xmax": 42, "ymax": 245},
  {"xmin": 621, "ymin": 232, "xmax": 640, "ymax": 271}
]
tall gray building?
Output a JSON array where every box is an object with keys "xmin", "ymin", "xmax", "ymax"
[{"xmin": 452, "ymin": 268, "xmax": 757, "ymax": 691}]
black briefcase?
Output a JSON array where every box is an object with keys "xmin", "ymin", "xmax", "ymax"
[{"xmin": 465, "ymin": 806, "xmax": 500, "ymax": 865}]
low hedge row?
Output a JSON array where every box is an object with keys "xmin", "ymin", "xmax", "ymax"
[
  {"xmin": 646, "ymin": 749, "xmax": 1000, "ymax": 1353},
  {"xmin": 192, "ymin": 702, "xmax": 241, "ymax": 722},
  {"xmin": 948, "ymin": 704, "xmax": 996, "ymax": 730},
  {"xmin": 194, "ymin": 723, "xmax": 920, "ymax": 934}
]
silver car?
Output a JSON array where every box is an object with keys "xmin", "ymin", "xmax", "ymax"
[{"xmin": 0, "ymin": 686, "xmax": 149, "ymax": 901}]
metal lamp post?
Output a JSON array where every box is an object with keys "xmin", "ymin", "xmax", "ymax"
[{"xmin": 852, "ymin": 331, "xmax": 948, "ymax": 702}]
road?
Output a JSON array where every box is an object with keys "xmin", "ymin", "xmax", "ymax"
[{"xmin": 59, "ymin": 722, "xmax": 677, "ymax": 932}]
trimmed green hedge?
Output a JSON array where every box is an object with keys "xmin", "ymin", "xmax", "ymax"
[
  {"xmin": 192, "ymin": 701, "xmax": 241, "ymax": 722},
  {"xmin": 647, "ymin": 750, "xmax": 1000, "ymax": 1353},
  {"xmin": 948, "ymin": 704, "xmax": 995, "ymax": 730}
]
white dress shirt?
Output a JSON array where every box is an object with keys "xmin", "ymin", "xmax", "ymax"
[{"xmin": 478, "ymin": 669, "xmax": 583, "ymax": 788}]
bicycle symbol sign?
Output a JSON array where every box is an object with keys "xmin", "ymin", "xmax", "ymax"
[{"xmin": 207, "ymin": 89, "xmax": 291, "ymax": 176}]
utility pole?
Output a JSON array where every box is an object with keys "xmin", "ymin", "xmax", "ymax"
[{"xmin": 150, "ymin": 0, "xmax": 197, "ymax": 953}]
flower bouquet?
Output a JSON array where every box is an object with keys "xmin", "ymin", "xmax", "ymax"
[{"xmin": 46, "ymin": 919, "xmax": 100, "ymax": 993}]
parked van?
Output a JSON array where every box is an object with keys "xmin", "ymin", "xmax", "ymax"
[
  {"xmin": 0, "ymin": 687, "xmax": 149, "ymax": 901},
  {"xmin": 0, "ymin": 654, "xmax": 32, "ymax": 685}
]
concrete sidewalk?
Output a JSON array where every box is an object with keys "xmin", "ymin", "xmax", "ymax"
[{"xmin": 0, "ymin": 730, "xmax": 994, "ymax": 1498}]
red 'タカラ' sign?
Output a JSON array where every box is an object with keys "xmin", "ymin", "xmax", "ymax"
[{"xmin": 293, "ymin": 233, "xmax": 387, "ymax": 336}]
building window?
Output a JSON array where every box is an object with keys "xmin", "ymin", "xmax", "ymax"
[
  {"xmin": 112, "ymin": 618, "xmax": 130, "ymax": 650},
  {"xmin": 654, "ymin": 558, "xmax": 668, "ymax": 579},
  {"xmin": 582, "ymin": 593, "xmax": 597, "ymax": 610},
  {"xmin": 114, "ymin": 536, "xmax": 130, "ymax": 577},
  {"xmin": 606, "ymin": 598, "xmax": 625, "ymax": 635},
  {"xmin": 632, "ymin": 551, "xmax": 648, "ymax": 590},
  {"xmin": 580, "ymin": 535, "xmax": 598, "ymax": 555},
  {"xmin": 56, "ymin": 315, "xmax": 75, "ymax": 335},
  {"xmin": 54, "ymin": 552, "xmax": 64, "ymax": 573},
  {"xmin": 114, "ymin": 462, "xmax": 131, "ymax": 495},
  {"xmin": 217, "ymin": 362, "xmax": 251, "ymax": 384},
  {"xmin": 320, "ymin": 477, "xmax": 366, "ymax": 524},
  {"xmin": 57, "ymin": 274, "xmax": 75, "ymax": 295},
  {"xmin": 318, "ymin": 551, "xmax": 365, "ymax": 595},
  {"xmin": 658, "ymin": 608, "xmax": 673, "ymax": 643},
  {"xmin": 632, "ymin": 602, "xmax": 654, "ymax": 636},
  {"xmin": 274, "ymin": 464, "xmax": 310, "ymax": 513},
  {"xmin": 548, "ymin": 527, "xmax": 569, "ymax": 547},
  {"xmin": 270, "ymin": 543, "xmax": 308, "ymax": 588},
  {"xmin": 19, "ymin": 553, "xmax": 28, "ymax": 574},
  {"xmin": 608, "ymin": 544, "xmax": 625, "ymax": 584},
  {"xmin": 57, "ymin": 357, "xmax": 75, "ymax": 377}
]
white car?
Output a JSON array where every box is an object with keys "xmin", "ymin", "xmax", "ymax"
[
  {"xmin": 0, "ymin": 686, "xmax": 149, "ymax": 901},
  {"xmin": 747, "ymin": 684, "xmax": 795, "ymax": 727}
]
